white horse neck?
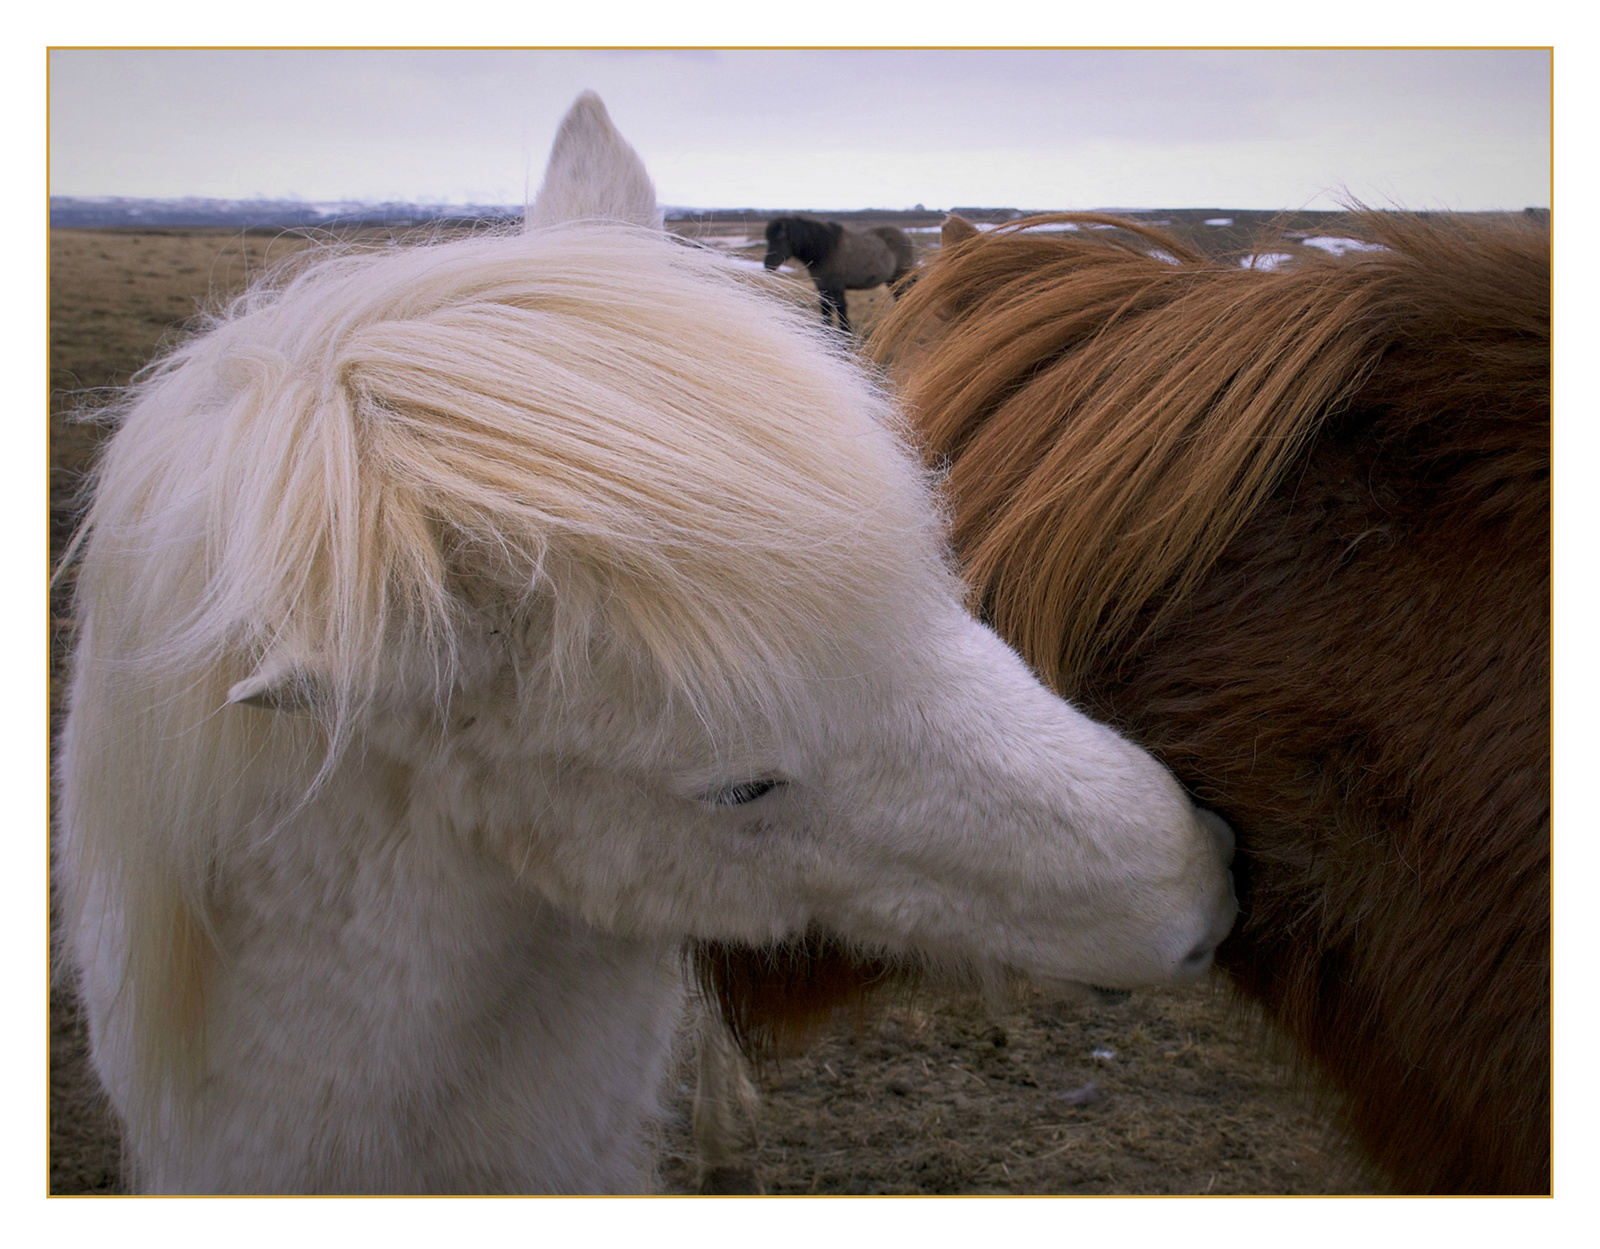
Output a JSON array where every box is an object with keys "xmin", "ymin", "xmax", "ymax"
[{"xmin": 99, "ymin": 764, "xmax": 685, "ymax": 1195}]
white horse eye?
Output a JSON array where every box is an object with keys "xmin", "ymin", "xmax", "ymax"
[{"xmin": 705, "ymin": 779, "xmax": 785, "ymax": 807}]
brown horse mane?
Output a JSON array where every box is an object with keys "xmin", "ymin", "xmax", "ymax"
[{"xmin": 870, "ymin": 209, "xmax": 1550, "ymax": 697}]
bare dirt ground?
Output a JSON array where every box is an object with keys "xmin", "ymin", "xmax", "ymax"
[
  {"xmin": 653, "ymin": 985, "xmax": 1374, "ymax": 1195},
  {"xmin": 47, "ymin": 226, "xmax": 1377, "ymax": 1197}
]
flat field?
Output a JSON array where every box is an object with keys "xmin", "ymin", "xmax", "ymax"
[{"xmin": 48, "ymin": 225, "xmax": 1376, "ymax": 1196}]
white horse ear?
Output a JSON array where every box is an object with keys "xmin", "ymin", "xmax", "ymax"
[
  {"xmin": 526, "ymin": 91, "xmax": 663, "ymax": 233},
  {"xmin": 227, "ymin": 654, "xmax": 323, "ymax": 713}
]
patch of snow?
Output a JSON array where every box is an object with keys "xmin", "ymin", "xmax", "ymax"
[
  {"xmin": 675, "ymin": 234, "xmax": 765, "ymax": 255},
  {"xmin": 986, "ymin": 222, "xmax": 1082, "ymax": 233},
  {"xmin": 912, "ymin": 221, "xmax": 1085, "ymax": 235},
  {"xmin": 1302, "ymin": 236, "xmax": 1387, "ymax": 256},
  {"xmin": 1241, "ymin": 253, "xmax": 1296, "ymax": 271},
  {"xmin": 1204, "ymin": 217, "xmax": 1234, "ymax": 226}
]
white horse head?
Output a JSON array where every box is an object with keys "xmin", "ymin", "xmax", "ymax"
[{"xmin": 57, "ymin": 92, "xmax": 1235, "ymax": 1193}]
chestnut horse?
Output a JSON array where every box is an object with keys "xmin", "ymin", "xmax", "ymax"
[{"xmin": 700, "ymin": 208, "xmax": 1549, "ymax": 1195}]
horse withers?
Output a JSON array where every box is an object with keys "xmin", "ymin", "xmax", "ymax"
[
  {"xmin": 763, "ymin": 214, "xmax": 916, "ymax": 332},
  {"xmin": 54, "ymin": 95, "xmax": 1235, "ymax": 1194}
]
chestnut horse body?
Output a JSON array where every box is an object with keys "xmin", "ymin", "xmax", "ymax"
[{"xmin": 702, "ymin": 209, "xmax": 1550, "ymax": 1194}]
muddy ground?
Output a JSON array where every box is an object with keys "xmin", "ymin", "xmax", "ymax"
[{"xmin": 47, "ymin": 225, "xmax": 1377, "ymax": 1196}]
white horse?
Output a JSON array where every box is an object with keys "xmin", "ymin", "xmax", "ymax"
[{"xmin": 55, "ymin": 92, "xmax": 1236, "ymax": 1194}]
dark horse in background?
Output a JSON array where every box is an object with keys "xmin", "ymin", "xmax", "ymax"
[
  {"xmin": 702, "ymin": 208, "xmax": 1550, "ymax": 1194},
  {"xmin": 763, "ymin": 215, "xmax": 917, "ymax": 332}
]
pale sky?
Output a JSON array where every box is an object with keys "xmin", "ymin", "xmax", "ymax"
[{"xmin": 48, "ymin": 48, "xmax": 1551, "ymax": 212}]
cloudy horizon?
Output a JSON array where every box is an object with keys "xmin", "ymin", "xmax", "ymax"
[{"xmin": 48, "ymin": 49, "xmax": 1550, "ymax": 214}]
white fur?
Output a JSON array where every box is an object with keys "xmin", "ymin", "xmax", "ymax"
[{"xmin": 56, "ymin": 94, "xmax": 1235, "ymax": 1194}]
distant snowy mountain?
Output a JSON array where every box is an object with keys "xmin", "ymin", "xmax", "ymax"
[
  {"xmin": 49, "ymin": 197, "xmax": 951, "ymax": 231},
  {"xmin": 49, "ymin": 197, "xmax": 522, "ymax": 230}
]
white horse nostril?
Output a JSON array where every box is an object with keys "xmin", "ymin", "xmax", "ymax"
[{"xmin": 1182, "ymin": 942, "xmax": 1216, "ymax": 972}]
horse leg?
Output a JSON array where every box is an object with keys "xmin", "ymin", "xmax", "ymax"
[
  {"xmin": 819, "ymin": 286, "xmax": 850, "ymax": 333},
  {"xmin": 691, "ymin": 1007, "xmax": 764, "ymax": 1194}
]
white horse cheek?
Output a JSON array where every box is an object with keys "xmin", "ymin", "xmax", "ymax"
[{"xmin": 437, "ymin": 722, "xmax": 811, "ymax": 942}]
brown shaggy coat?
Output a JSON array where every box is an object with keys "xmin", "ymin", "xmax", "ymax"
[
  {"xmin": 699, "ymin": 209, "xmax": 1550, "ymax": 1195},
  {"xmin": 873, "ymin": 210, "xmax": 1551, "ymax": 1195}
]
